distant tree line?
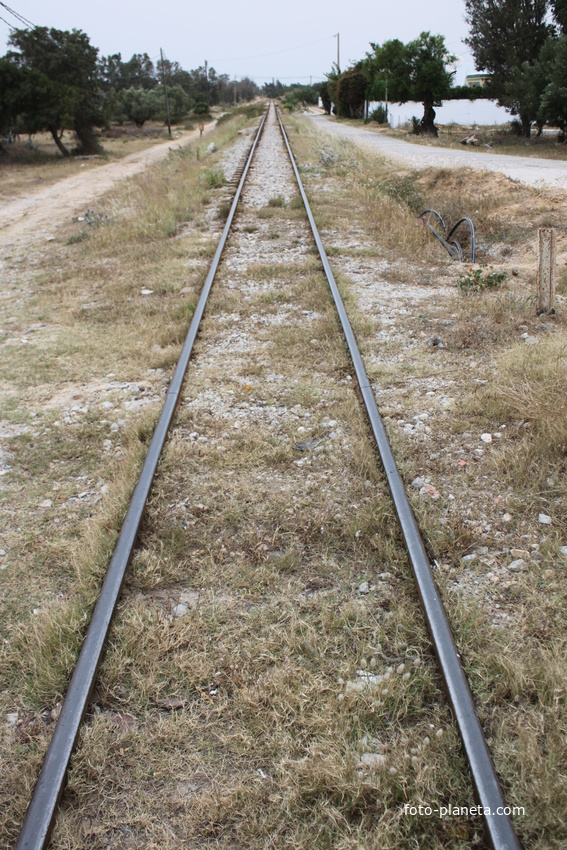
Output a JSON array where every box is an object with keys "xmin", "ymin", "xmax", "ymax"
[
  {"xmin": 318, "ymin": 1, "xmax": 567, "ymax": 137},
  {"xmin": 262, "ymin": 79, "xmax": 319, "ymax": 105},
  {"xmin": 0, "ymin": 26, "xmax": 260, "ymax": 155}
]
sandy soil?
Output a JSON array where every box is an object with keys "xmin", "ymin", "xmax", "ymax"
[{"xmin": 0, "ymin": 121, "xmax": 216, "ymax": 248}]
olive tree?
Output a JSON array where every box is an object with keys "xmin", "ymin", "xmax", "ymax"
[
  {"xmin": 365, "ymin": 33, "xmax": 455, "ymax": 135},
  {"xmin": 7, "ymin": 26, "xmax": 106, "ymax": 154}
]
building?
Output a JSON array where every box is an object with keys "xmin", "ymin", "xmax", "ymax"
[{"xmin": 465, "ymin": 73, "xmax": 491, "ymax": 88}]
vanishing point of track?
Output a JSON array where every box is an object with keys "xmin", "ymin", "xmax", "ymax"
[{"xmin": 15, "ymin": 104, "xmax": 522, "ymax": 850}]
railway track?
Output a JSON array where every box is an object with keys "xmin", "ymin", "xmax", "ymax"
[{"xmin": 15, "ymin": 104, "xmax": 522, "ymax": 850}]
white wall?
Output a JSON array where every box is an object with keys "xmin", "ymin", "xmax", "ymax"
[{"xmin": 368, "ymin": 99, "xmax": 512, "ymax": 127}]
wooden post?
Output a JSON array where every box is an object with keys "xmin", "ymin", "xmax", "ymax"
[{"xmin": 537, "ymin": 227, "xmax": 556, "ymax": 314}]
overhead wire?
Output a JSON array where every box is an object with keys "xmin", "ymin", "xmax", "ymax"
[
  {"xmin": 0, "ymin": 12, "xmax": 15, "ymax": 30},
  {"xmin": 209, "ymin": 34, "xmax": 336, "ymax": 65},
  {"xmin": 0, "ymin": 1, "xmax": 35, "ymax": 29}
]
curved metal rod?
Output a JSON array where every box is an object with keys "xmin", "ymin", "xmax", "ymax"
[
  {"xmin": 419, "ymin": 210, "xmax": 475, "ymax": 264},
  {"xmin": 419, "ymin": 209, "xmax": 460, "ymax": 261},
  {"xmin": 428, "ymin": 225, "xmax": 461, "ymax": 261},
  {"xmin": 278, "ymin": 108, "xmax": 521, "ymax": 850},
  {"xmin": 420, "ymin": 208, "xmax": 447, "ymax": 234},
  {"xmin": 15, "ymin": 107, "xmax": 271, "ymax": 850},
  {"xmin": 450, "ymin": 240, "xmax": 464, "ymax": 262},
  {"xmin": 448, "ymin": 216, "xmax": 476, "ymax": 263}
]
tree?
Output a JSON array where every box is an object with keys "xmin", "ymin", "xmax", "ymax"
[
  {"xmin": 540, "ymin": 36, "xmax": 567, "ymax": 132},
  {"xmin": 336, "ymin": 68, "xmax": 367, "ymax": 117},
  {"xmin": 508, "ymin": 37, "xmax": 556, "ymax": 134},
  {"xmin": 119, "ymin": 87, "xmax": 160, "ymax": 126},
  {"xmin": 99, "ymin": 52, "xmax": 157, "ymax": 92},
  {"xmin": 365, "ymin": 33, "xmax": 455, "ymax": 135},
  {"xmin": 0, "ymin": 56, "xmax": 82, "ymax": 154},
  {"xmin": 160, "ymin": 84, "xmax": 190, "ymax": 123},
  {"xmin": 319, "ymin": 81, "xmax": 332, "ymax": 114},
  {"xmin": 324, "ymin": 68, "xmax": 339, "ymax": 115},
  {"xmin": 405, "ymin": 33, "xmax": 456, "ymax": 134},
  {"xmin": 365, "ymin": 39, "xmax": 409, "ymax": 102},
  {"xmin": 464, "ymin": 0, "xmax": 553, "ymax": 135},
  {"xmin": 7, "ymin": 26, "xmax": 106, "ymax": 154},
  {"xmin": 235, "ymin": 76, "xmax": 259, "ymax": 102},
  {"xmin": 263, "ymin": 80, "xmax": 285, "ymax": 98},
  {"xmin": 118, "ymin": 84, "xmax": 188, "ymax": 126},
  {"xmin": 552, "ymin": 0, "xmax": 567, "ymax": 31}
]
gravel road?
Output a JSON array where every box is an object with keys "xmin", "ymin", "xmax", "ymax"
[{"xmin": 306, "ymin": 113, "xmax": 567, "ymax": 190}]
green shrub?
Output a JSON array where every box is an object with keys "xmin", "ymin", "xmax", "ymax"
[
  {"xmin": 367, "ymin": 105, "xmax": 388, "ymax": 124},
  {"xmin": 202, "ymin": 166, "xmax": 226, "ymax": 188},
  {"xmin": 216, "ymin": 104, "xmax": 265, "ymax": 125},
  {"xmin": 457, "ymin": 267, "xmax": 506, "ymax": 292}
]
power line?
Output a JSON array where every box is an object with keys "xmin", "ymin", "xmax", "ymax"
[
  {"xmin": 0, "ymin": 1, "xmax": 35, "ymax": 29},
  {"xmin": 0, "ymin": 12, "xmax": 15, "ymax": 30},
  {"xmin": 210, "ymin": 34, "xmax": 336, "ymax": 65}
]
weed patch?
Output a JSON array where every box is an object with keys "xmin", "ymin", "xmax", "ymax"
[{"xmin": 457, "ymin": 267, "xmax": 507, "ymax": 293}]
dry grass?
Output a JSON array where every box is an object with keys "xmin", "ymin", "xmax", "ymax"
[
  {"xmin": 0, "ymin": 123, "xmax": 182, "ymax": 200},
  {"xmin": 275, "ymin": 114, "xmax": 567, "ymax": 848},
  {"xmin": 1, "ymin": 111, "xmax": 490, "ymax": 849},
  {"xmin": 483, "ymin": 335, "xmax": 567, "ymax": 453},
  {"xmin": 3, "ymin": 105, "xmax": 567, "ymax": 849},
  {"xmin": 0, "ymin": 111, "xmax": 259, "ymax": 844}
]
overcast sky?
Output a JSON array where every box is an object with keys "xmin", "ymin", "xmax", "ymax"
[{"xmin": 0, "ymin": 0, "xmax": 476, "ymax": 85}]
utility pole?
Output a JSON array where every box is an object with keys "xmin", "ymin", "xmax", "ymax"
[
  {"xmin": 336, "ymin": 32, "xmax": 340, "ymax": 74},
  {"xmin": 385, "ymin": 68, "xmax": 389, "ymax": 125},
  {"xmin": 160, "ymin": 47, "xmax": 172, "ymax": 137},
  {"xmin": 234, "ymin": 76, "xmax": 237, "ymax": 106},
  {"xmin": 204, "ymin": 59, "xmax": 210, "ymax": 110}
]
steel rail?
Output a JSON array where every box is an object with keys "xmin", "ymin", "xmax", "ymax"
[
  {"xmin": 276, "ymin": 108, "xmax": 522, "ymax": 850},
  {"xmin": 15, "ymin": 106, "xmax": 270, "ymax": 850}
]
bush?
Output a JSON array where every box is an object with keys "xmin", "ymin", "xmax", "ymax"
[
  {"xmin": 457, "ymin": 267, "xmax": 506, "ymax": 293},
  {"xmin": 509, "ymin": 119, "xmax": 524, "ymax": 136},
  {"xmin": 336, "ymin": 69, "xmax": 366, "ymax": 118},
  {"xmin": 367, "ymin": 105, "xmax": 387, "ymax": 124},
  {"xmin": 201, "ymin": 166, "xmax": 226, "ymax": 188},
  {"xmin": 216, "ymin": 104, "xmax": 265, "ymax": 125},
  {"xmin": 319, "ymin": 82, "xmax": 332, "ymax": 115}
]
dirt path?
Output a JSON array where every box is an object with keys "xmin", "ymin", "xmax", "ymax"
[
  {"xmin": 0, "ymin": 121, "xmax": 216, "ymax": 248},
  {"xmin": 306, "ymin": 114, "xmax": 567, "ymax": 190}
]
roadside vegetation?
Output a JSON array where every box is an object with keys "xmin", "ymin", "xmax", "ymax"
[
  {"xmin": 317, "ymin": 1, "xmax": 567, "ymax": 145},
  {"xmin": 0, "ymin": 24, "xmax": 260, "ymax": 158}
]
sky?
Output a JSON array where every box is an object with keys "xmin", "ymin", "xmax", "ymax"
[{"xmin": 0, "ymin": 0, "xmax": 477, "ymax": 86}]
